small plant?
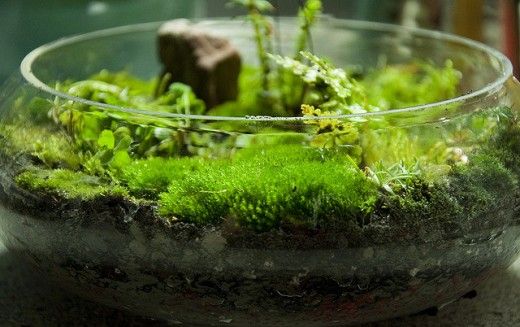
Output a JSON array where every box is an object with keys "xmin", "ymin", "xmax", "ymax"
[
  {"xmin": 231, "ymin": 0, "xmax": 324, "ymax": 112},
  {"xmin": 270, "ymin": 51, "xmax": 369, "ymax": 114},
  {"xmin": 294, "ymin": 0, "xmax": 322, "ymax": 60},
  {"xmin": 229, "ymin": 0, "xmax": 274, "ymax": 93},
  {"xmin": 50, "ymin": 75, "xmax": 217, "ymax": 178},
  {"xmin": 365, "ymin": 161, "xmax": 421, "ymax": 194},
  {"xmin": 300, "ymin": 104, "xmax": 362, "ymax": 162}
]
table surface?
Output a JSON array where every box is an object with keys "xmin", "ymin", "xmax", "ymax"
[{"xmin": 1, "ymin": 241, "xmax": 519, "ymax": 327}]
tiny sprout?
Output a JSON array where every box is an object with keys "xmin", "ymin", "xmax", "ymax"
[{"xmin": 365, "ymin": 161, "xmax": 421, "ymax": 194}]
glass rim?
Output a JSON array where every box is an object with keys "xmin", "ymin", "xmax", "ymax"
[{"xmin": 20, "ymin": 17, "xmax": 513, "ymax": 122}]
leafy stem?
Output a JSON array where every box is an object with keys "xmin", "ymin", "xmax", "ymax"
[
  {"xmin": 294, "ymin": 0, "xmax": 322, "ymax": 60},
  {"xmin": 229, "ymin": 0, "xmax": 274, "ymax": 93},
  {"xmin": 269, "ymin": 51, "xmax": 369, "ymax": 114}
]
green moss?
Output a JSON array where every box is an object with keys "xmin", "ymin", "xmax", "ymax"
[
  {"xmin": 487, "ymin": 116, "xmax": 520, "ymax": 177},
  {"xmin": 159, "ymin": 145, "xmax": 378, "ymax": 231},
  {"xmin": 0, "ymin": 124, "xmax": 80, "ymax": 169},
  {"xmin": 379, "ymin": 151, "xmax": 518, "ymax": 237},
  {"xmin": 377, "ymin": 178, "xmax": 462, "ymax": 234},
  {"xmin": 449, "ymin": 152, "xmax": 518, "ymax": 217},
  {"xmin": 120, "ymin": 156, "xmax": 204, "ymax": 199},
  {"xmin": 25, "ymin": 97, "xmax": 55, "ymax": 125},
  {"xmin": 16, "ymin": 169, "xmax": 128, "ymax": 200}
]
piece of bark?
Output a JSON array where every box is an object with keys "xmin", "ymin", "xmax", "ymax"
[{"xmin": 157, "ymin": 19, "xmax": 241, "ymax": 108}]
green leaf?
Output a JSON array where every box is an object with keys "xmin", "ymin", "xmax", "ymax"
[
  {"xmin": 81, "ymin": 114, "xmax": 103, "ymax": 142},
  {"xmin": 97, "ymin": 130, "xmax": 115, "ymax": 149},
  {"xmin": 110, "ymin": 150, "xmax": 132, "ymax": 170},
  {"xmin": 114, "ymin": 134, "xmax": 133, "ymax": 152}
]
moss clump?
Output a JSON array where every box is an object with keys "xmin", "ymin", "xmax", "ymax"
[
  {"xmin": 378, "ymin": 151, "xmax": 518, "ymax": 239},
  {"xmin": 487, "ymin": 116, "xmax": 520, "ymax": 178},
  {"xmin": 121, "ymin": 156, "xmax": 204, "ymax": 199},
  {"xmin": 24, "ymin": 97, "xmax": 55, "ymax": 125},
  {"xmin": 0, "ymin": 125, "xmax": 80, "ymax": 169},
  {"xmin": 448, "ymin": 152, "xmax": 518, "ymax": 221},
  {"xmin": 16, "ymin": 169, "xmax": 128, "ymax": 200},
  {"xmin": 159, "ymin": 145, "xmax": 378, "ymax": 231}
]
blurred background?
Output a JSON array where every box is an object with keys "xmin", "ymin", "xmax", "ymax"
[{"xmin": 0, "ymin": 0, "xmax": 518, "ymax": 82}]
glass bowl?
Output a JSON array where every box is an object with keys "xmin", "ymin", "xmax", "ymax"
[{"xmin": 1, "ymin": 17, "xmax": 520, "ymax": 326}]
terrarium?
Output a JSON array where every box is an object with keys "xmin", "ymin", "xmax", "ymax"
[{"xmin": 0, "ymin": 1, "xmax": 520, "ymax": 326}]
